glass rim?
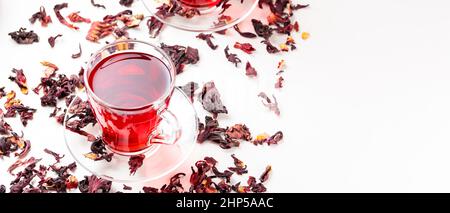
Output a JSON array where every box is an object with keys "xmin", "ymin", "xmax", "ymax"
[{"xmin": 84, "ymin": 39, "xmax": 176, "ymax": 111}]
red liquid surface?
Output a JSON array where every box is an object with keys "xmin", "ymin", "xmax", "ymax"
[
  {"xmin": 88, "ymin": 52, "xmax": 171, "ymax": 153},
  {"xmin": 179, "ymin": 0, "xmax": 221, "ymax": 8}
]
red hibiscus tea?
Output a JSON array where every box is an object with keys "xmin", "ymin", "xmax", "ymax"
[
  {"xmin": 179, "ymin": 0, "xmax": 221, "ymax": 8},
  {"xmin": 86, "ymin": 42, "xmax": 178, "ymax": 154}
]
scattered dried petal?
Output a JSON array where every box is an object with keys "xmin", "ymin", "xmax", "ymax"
[
  {"xmin": 129, "ymin": 154, "xmax": 145, "ymax": 175},
  {"xmin": 68, "ymin": 12, "xmax": 91, "ymax": 23},
  {"xmin": 8, "ymin": 28, "xmax": 39, "ymax": 44},
  {"xmin": 245, "ymin": 61, "xmax": 258, "ymax": 77},
  {"xmin": 233, "ymin": 25, "xmax": 257, "ymax": 38},
  {"xmin": 234, "ymin": 42, "xmax": 255, "ymax": 54},
  {"xmin": 199, "ymin": 82, "xmax": 228, "ymax": 118},
  {"xmin": 54, "ymin": 3, "xmax": 79, "ymax": 30},
  {"xmin": 9, "ymin": 68, "xmax": 28, "ymax": 95},
  {"xmin": 91, "ymin": 0, "xmax": 106, "ymax": 9},
  {"xmin": 259, "ymin": 165, "xmax": 272, "ymax": 182},
  {"xmin": 258, "ymin": 92, "xmax": 280, "ymax": 116},
  {"xmin": 178, "ymin": 82, "xmax": 199, "ymax": 102},
  {"xmin": 71, "ymin": 43, "xmax": 82, "ymax": 59},
  {"xmin": 120, "ymin": 0, "xmax": 134, "ymax": 7},
  {"xmin": 29, "ymin": 6, "xmax": 52, "ymax": 27},
  {"xmin": 196, "ymin": 33, "xmax": 218, "ymax": 50},
  {"xmin": 224, "ymin": 46, "xmax": 241, "ymax": 67},
  {"xmin": 48, "ymin": 34, "xmax": 62, "ymax": 48}
]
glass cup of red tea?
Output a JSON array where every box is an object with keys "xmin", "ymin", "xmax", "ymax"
[{"xmin": 85, "ymin": 40, "xmax": 181, "ymax": 155}]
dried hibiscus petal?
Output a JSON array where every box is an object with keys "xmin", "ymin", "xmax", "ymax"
[
  {"xmin": 147, "ymin": 16, "xmax": 164, "ymax": 38},
  {"xmin": 196, "ymin": 33, "xmax": 218, "ymax": 50},
  {"xmin": 234, "ymin": 42, "xmax": 255, "ymax": 54},
  {"xmin": 275, "ymin": 76, "xmax": 284, "ymax": 88},
  {"xmin": 68, "ymin": 12, "xmax": 91, "ymax": 23},
  {"xmin": 259, "ymin": 165, "xmax": 272, "ymax": 182},
  {"xmin": 261, "ymin": 39, "xmax": 279, "ymax": 53},
  {"xmin": 225, "ymin": 124, "xmax": 252, "ymax": 141},
  {"xmin": 120, "ymin": 0, "xmax": 134, "ymax": 7},
  {"xmin": 44, "ymin": 148, "xmax": 65, "ymax": 163},
  {"xmin": 224, "ymin": 46, "xmax": 241, "ymax": 67},
  {"xmin": 29, "ymin": 6, "xmax": 52, "ymax": 27},
  {"xmin": 199, "ymin": 82, "xmax": 228, "ymax": 118},
  {"xmin": 160, "ymin": 43, "xmax": 199, "ymax": 74},
  {"xmin": 9, "ymin": 68, "xmax": 29, "ymax": 95},
  {"xmin": 251, "ymin": 19, "xmax": 272, "ymax": 39},
  {"xmin": 253, "ymin": 131, "xmax": 283, "ymax": 145},
  {"xmin": 8, "ymin": 28, "xmax": 39, "ymax": 44},
  {"xmin": 128, "ymin": 154, "xmax": 145, "ymax": 175},
  {"xmin": 233, "ymin": 25, "xmax": 257, "ymax": 38},
  {"xmin": 54, "ymin": 3, "xmax": 79, "ymax": 30},
  {"xmin": 161, "ymin": 173, "xmax": 185, "ymax": 193},
  {"xmin": 245, "ymin": 62, "xmax": 258, "ymax": 77},
  {"xmin": 197, "ymin": 116, "xmax": 239, "ymax": 149},
  {"xmin": 72, "ymin": 43, "xmax": 82, "ymax": 59},
  {"xmin": 79, "ymin": 175, "xmax": 112, "ymax": 193},
  {"xmin": 48, "ymin": 34, "xmax": 62, "ymax": 48},
  {"xmin": 178, "ymin": 82, "xmax": 199, "ymax": 102},
  {"xmin": 91, "ymin": 0, "xmax": 106, "ymax": 9},
  {"xmin": 258, "ymin": 92, "xmax": 280, "ymax": 116},
  {"xmin": 86, "ymin": 21, "xmax": 115, "ymax": 42},
  {"xmin": 228, "ymin": 154, "xmax": 248, "ymax": 175}
]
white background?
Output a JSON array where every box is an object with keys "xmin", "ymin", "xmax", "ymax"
[{"xmin": 1, "ymin": 0, "xmax": 450, "ymax": 192}]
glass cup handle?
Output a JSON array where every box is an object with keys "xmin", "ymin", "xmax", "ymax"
[{"xmin": 149, "ymin": 109, "xmax": 181, "ymax": 145}]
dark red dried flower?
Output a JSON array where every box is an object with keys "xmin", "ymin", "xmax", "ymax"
[
  {"xmin": 228, "ymin": 154, "xmax": 248, "ymax": 175},
  {"xmin": 48, "ymin": 34, "xmax": 62, "ymax": 48},
  {"xmin": 197, "ymin": 116, "xmax": 239, "ymax": 149},
  {"xmin": 178, "ymin": 82, "xmax": 199, "ymax": 102},
  {"xmin": 258, "ymin": 92, "xmax": 280, "ymax": 116},
  {"xmin": 245, "ymin": 62, "xmax": 258, "ymax": 77},
  {"xmin": 196, "ymin": 33, "xmax": 218, "ymax": 50},
  {"xmin": 54, "ymin": 3, "xmax": 79, "ymax": 30},
  {"xmin": 29, "ymin": 6, "xmax": 52, "ymax": 27},
  {"xmin": 123, "ymin": 184, "xmax": 132, "ymax": 190},
  {"xmin": 233, "ymin": 24, "xmax": 257, "ymax": 38},
  {"xmin": 80, "ymin": 175, "xmax": 112, "ymax": 193},
  {"xmin": 8, "ymin": 28, "xmax": 39, "ymax": 44},
  {"xmin": 9, "ymin": 68, "xmax": 28, "ymax": 95},
  {"xmin": 259, "ymin": 165, "xmax": 272, "ymax": 183},
  {"xmin": 161, "ymin": 173, "xmax": 185, "ymax": 193},
  {"xmin": 160, "ymin": 43, "xmax": 199, "ymax": 74},
  {"xmin": 120, "ymin": 0, "xmax": 134, "ymax": 7},
  {"xmin": 44, "ymin": 148, "xmax": 65, "ymax": 163},
  {"xmin": 4, "ymin": 104, "xmax": 36, "ymax": 127},
  {"xmin": 226, "ymin": 124, "xmax": 252, "ymax": 141},
  {"xmin": 251, "ymin": 19, "xmax": 272, "ymax": 39},
  {"xmin": 234, "ymin": 42, "xmax": 256, "ymax": 54},
  {"xmin": 147, "ymin": 16, "xmax": 164, "ymax": 38},
  {"xmin": 275, "ymin": 76, "xmax": 284, "ymax": 88},
  {"xmin": 71, "ymin": 43, "xmax": 82, "ymax": 59},
  {"xmin": 261, "ymin": 39, "xmax": 279, "ymax": 53},
  {"xmin": 91, "ymin": 0, "xmax": 106, "ymax": 9},
  {"xmin": 129, "ymin": 154, "xmax": 145, "ymax": 175},
  {"xmin": 0, "ymin": 87, "xmax": 6, "ymax": 99},
  {"xmin": 224, "ymin": 46, "xmax": 241, "ymax": 67},
  {"xmin": 253, "ymin": 131, "xmax": 283, "ymax": 145},
  {"xmin": 199, "ymin": 82, "xmax": 228, "ymax": 118}
]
